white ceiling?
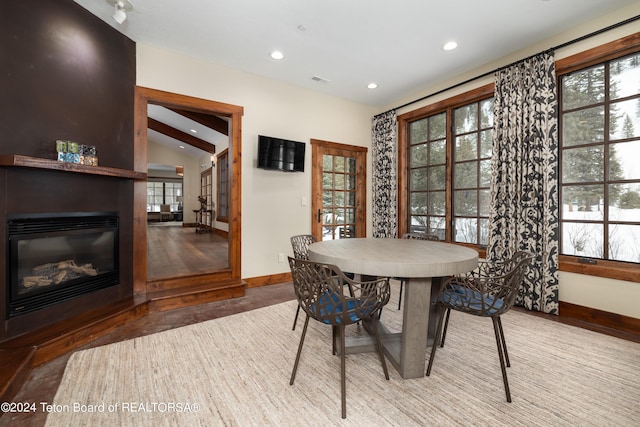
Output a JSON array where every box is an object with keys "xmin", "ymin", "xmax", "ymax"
[{"xmin": 75, "ymin": 0, "xmax": 637, "ymax": 108}]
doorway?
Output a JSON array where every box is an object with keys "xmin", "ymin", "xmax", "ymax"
[
  {"xmin": 310, "ymin": 139, "xmax": 367, "ymax": 241},
  {"xmin": 133, "ymin": 87, "xmax": 243, "ymax": 294}
]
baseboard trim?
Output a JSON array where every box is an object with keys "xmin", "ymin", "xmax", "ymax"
[
  {"xmin": 559, "ymin": 301, "xmax": 640, "ymax": 341},
  {"xmin": 244, "ymin": 272, "xmax": 292, "ymax": 289}
]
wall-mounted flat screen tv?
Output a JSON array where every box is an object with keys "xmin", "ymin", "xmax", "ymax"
[{"xmin": 257, "ymin": 135, "xmax": 305, "ymax": 172}]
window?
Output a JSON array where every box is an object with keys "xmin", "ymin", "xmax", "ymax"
[
  {"xmin": 452, "ymin": 99, "xmax": 494, "ymax": 245},
  {"xmin": 216, "ymin": 149, "xmax": 229, "ymax": 222},
  {"xmin": 146, "ymin": 180, "xmax": 183, "ymax": 212},
  {"xmin": 559, "ymin": 52, "xmax": 640, "ymax": 263},
  {"xmin": 403, "ymin": 89, "xmax": 494, "ymax": 245}
]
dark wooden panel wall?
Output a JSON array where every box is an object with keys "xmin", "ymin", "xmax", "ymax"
[
  {"xmin": 0, "ymin": 0, "xmax": 135, "ymax": 170},
  {"xmin": 0, "ymin": 0, "xmax": 137, "ymax": 341}
]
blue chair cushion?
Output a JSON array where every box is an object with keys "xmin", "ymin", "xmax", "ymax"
[
  {"xmin": 438, "ymin": 284, "xmax": 505, "ymax": 315},
  {"xmin": 311, "ymin": 293, "xmax": 375, "ymax": 324}
]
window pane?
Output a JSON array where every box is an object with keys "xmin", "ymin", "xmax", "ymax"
[
  {"xmin": 609, "ymin": 224, "xmax": 640, "ymax": 263},
  {"xmin": 562, "ymin": 222, "xmax": 603, "ymax": 258},
  {"xmin": 411, "ymin": 169, "xmax": 427, "ymax": 191},
  {"xmin": 410, "ymin": 192, "xmax": 427, "ymax": 214},
  {"xmin": 429, "ymin": 113, "xmax": 446, "ymax": 140},
  {"xmin": 562, "ymin": 65, "xmax": 605, "ymax": 110},
  {"xmin": 479, "ymin": 218, "xmax": 489, "ymax": 246},
  {"xmin": 322, "ymin": 172, "xmax": 332, "ymax": 188},
  {"xmin": 346, "ymin": 191, "xmax": 355, "ymax": 207},
  {"xmin": 335, "ymin": 192, "xmax": 344, "ymax": 207},
  {"xmin": 322, "ymin": 191, "xmax": 332, "ymax": 207},
  {"xmin": 410, "ymin": 119, "xmax": 428, "ymax": 144},
  {"xmin": 562, "ymin": 146, "xmax": 604, "ymax": 183},
  {"xmin": 454, "ymin": 189, "xmax": 477, "ymax": 216},
  {"xmin": 609, "ymin": 183, "xmax": 640, "ymax": 217},
  {"xmin": 411, "ymin": 143, "xmax": 428, "ymax": 167},
  {"xmin": 455, "ymin": 134, "xmax": 477, "ymax": 161},
  {"xmin": 428, "ymin": 166, "xmax": 446, "ymax": 190},
  {"xmin": 480, "ymin": 129, "xmax": 493, "ymax": 158},
  {"xmin": 429, "ymin": 191, "xmax": 446, "ymax": 215},
  {"xmin": 454, "ymin": 162, "xmax": 477, "ymax": 189},
  {"xmin": 454, "ymin": 217, "xmax": 478, "ymax": 244},
  {"xmin": 345, "ymin": 174, "xmax": 355, "ymax": 191},
  {"xmin": 480, "ymin": 98, "xmax": 494, "ymax": 128},
  {"xmin": 345, "ymin": 208, "xmax": 355, "ymax": 224},
  {"xmin": 410, "ymin": 216, "xmax": 427, "ymax": 233},
  {"xmin": 479, "ymin": 189, "xmax": 490, "ymax": 217},
  {"xmin": 609, "ymin": 99, "xmax": 640, "ymax": 140},
  {"xmin": 562, "ymin": 107, "xmax": 605, "ymax": 146},
  {"xmin": 455, "ymin": 104, "xmax": 478, "ymax": 134},
  {"xmin": 335, "ymin": 157, "xmax": 345, "ymax": 173},
  {"xmin": 610, "ymin": 53, "xmax": 640, "ymax": 100},
  {"xmin": 323, "ymin": 155, "xmax": 333, "ymax": 171},
  {"xmin": 346, "ymin": 158, "xmax": 356, "ymax": 173},
  {"xmin": 429, "ymin": 217, "xmax": 446, "ymax": 239},
  {"xmin": 610, "ymin": 141, "xmax": 640, "ymax": 180},
  {"xmin": 479, "ymin": 160, "xmax": 492, "ymax": 187},
  {"xmin": 562, "ymin": 184, "xmax": 604, "ymax": 218},
  {"xmin": 429, "ymin": 140, "xmax": 446, "ymax": 165},
  {"xmin": 334, "ymin": 174, "xmax": 344, "ymax": 190}
]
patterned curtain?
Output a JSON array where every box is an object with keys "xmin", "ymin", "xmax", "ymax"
[
  {"xmin": 488, "ymin": 51, "xmax": 559, "ymax": 314},
  {"xmin": 372, "ymin": 110, "xmax": 398, "ymax": 238}
]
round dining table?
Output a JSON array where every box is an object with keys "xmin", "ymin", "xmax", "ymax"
[{"xmin": 309, "ymin": 237, "xmax": 478, "ymax": 379}]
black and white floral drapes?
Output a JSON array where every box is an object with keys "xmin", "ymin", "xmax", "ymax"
[
  {"xmin": 372, "ymin": 110, "xmax": 398, "ymax": 238},
  {"xmin": 488, "ymin": 51, "xmax": 559, "ymax": 314}
]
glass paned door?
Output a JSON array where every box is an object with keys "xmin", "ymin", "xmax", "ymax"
[{"xmin": 311, "ymin": 140, "xmax": 367, "ymax": 241}]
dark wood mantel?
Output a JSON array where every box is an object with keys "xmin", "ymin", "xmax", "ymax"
[{"xmin": 0, "ymin": 155, "xmax": 147, "ymax": 180}]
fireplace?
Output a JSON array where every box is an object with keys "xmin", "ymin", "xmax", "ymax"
[{"xmin": 6, "ymin": 212, "xmax": 119, "ymax": 318}]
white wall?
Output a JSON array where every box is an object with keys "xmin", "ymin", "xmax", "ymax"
[
  {"xmin": 382, "ymin": 4, "xmax": 640, "ymax": 319},
  {"xmin": 137, "ymin": 46, "xmax": 376, "ymax": 279}
]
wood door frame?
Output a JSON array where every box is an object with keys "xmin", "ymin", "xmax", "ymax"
[
  {"xmin": 310, "ymin": 139, "xmax": 367, "ymax": 240},
  {"xmin": 133, "ymin": 86, "xmax": 243, "ymax": 294}
]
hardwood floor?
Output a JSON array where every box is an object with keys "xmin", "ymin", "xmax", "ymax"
[
  {"xmin": 0, "ymin": 283, "xmax": 296, "ymax": 427},
  {"xmin": 147, "ymin": 222, "xmax": 229, "ymax": 280}
]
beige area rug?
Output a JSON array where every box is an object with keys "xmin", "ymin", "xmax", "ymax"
[{"xmin": 46, "ymin": 287, "xmax": 640, "ymax": 426}]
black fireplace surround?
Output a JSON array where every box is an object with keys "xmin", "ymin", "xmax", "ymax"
[{"xmin": 6, "ymin": 212, "xmax": 119, "ymax": 318}]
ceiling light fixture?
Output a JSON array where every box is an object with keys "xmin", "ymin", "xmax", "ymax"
[
  {"xmin": 367, "ymin": 83, "xmax": 378, "ymax": 89},
  {"xmin": 190, "ymin": 129, "xmax": 197, "ymax": 133},
  {"xmin": 270, "ymin": 51, "xmax": 284, "ymax": 60},
  {"xmin": 442, "ymin": 41, "xmax": 458, "ymax": 51},
  {"xmin": 107, "ymin": 0, "xmax": 134, "ymax": 25}
]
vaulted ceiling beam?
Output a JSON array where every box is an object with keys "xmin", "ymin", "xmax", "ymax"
[
  {"xmin": 168, "ymin": 108, "xmax": 229, "ymax": 136},
  {"xmin": 148, "ymin": 118, "xmax": 216, "ymax": 154}
]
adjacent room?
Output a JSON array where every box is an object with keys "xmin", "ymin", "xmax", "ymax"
[{"xmin": 1, "ymin": 0, "xmax": 639, "ymax": 425}]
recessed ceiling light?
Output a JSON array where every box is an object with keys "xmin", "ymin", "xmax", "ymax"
[
  {"xmin": 270, "ymin": 51, "xmax": 284, "ymax": 60},
  {"xmin": 190, "ymin": 129, "xmax": 197, "ymax": 133},
  {"xmin": 367, "ymin": 83, "xmax": 378, "ymax": 89},
  {"xmin": 179, "ymin": 145, "xmax": 185, "ymax": 149},
  {"xmin": 443, "ymin": 41, "xmax": 458, "ymax": 51}
]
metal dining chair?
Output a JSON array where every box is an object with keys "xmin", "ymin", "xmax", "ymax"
[
  {"xmin": 289, "ymin": 234, "xmax": 316, "ymax": 330},
  {"xmin": 426, "ymin": 251, "xmax": 534, "ymax": 402},
  {"xmin": 288, "ymin": 257, "xmax": 391, "ymax": 419}
]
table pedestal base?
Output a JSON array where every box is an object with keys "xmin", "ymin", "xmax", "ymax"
[{"xmin": 344, "ymin": 277, "xmax": 442, "ymax": 379}]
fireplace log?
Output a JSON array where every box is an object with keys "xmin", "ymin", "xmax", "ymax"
[
  {"xmin": 23, "ymin": 276, "xmax": 52, "ymax": 288},
  {"xmin": 22, "ymin": 260, "xmax": 98, "ymax": 288}
]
